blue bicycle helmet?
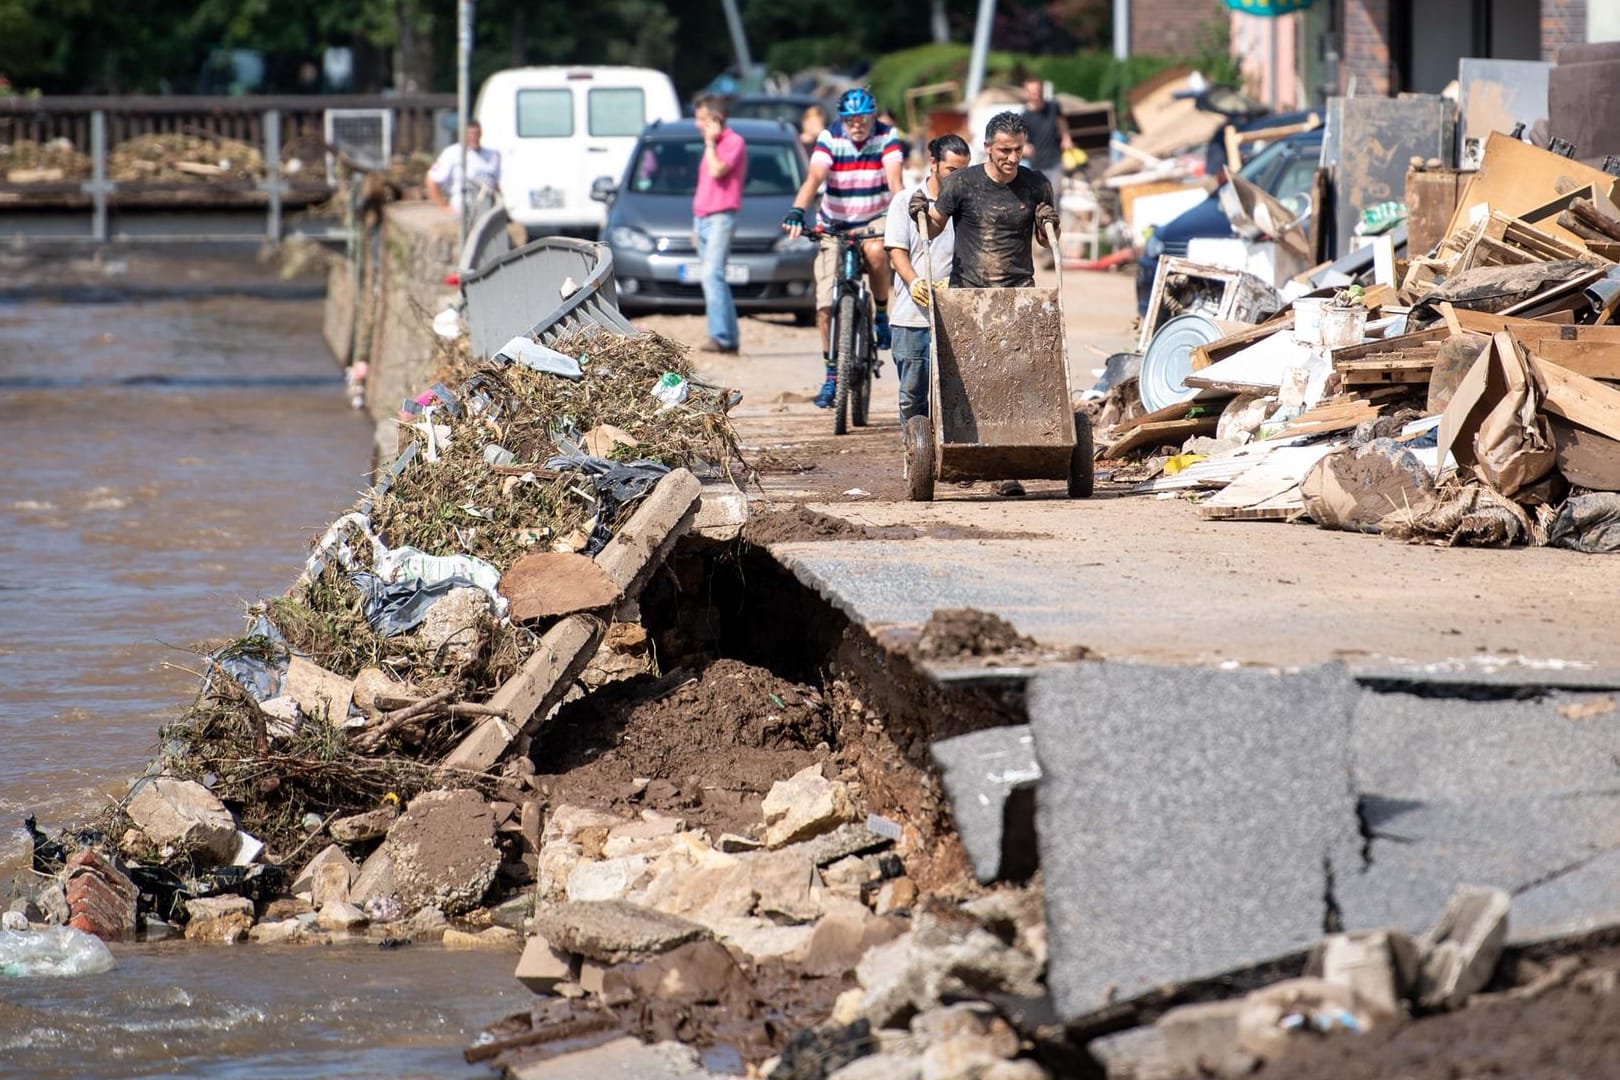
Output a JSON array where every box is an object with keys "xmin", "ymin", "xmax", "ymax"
[{"xmin": 838, "ymin": 87, "xmax": 876, "ymax": 117}]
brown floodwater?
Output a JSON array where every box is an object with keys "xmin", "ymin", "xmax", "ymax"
[{"xmin": 0, "ymin": 292, "xmax": 530, "ymax": 1076}]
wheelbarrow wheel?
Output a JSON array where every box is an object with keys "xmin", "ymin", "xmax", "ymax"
[
  {"xmin": 833, "ymin": 295, "xmax": 856, "ymax": 436},
  {"xmin": 904, "ymin": 414, "xmax": 935, "ymax": 502},
  {"xmin": 1067, "ymin": 409, "xmax": 1095, "ymax": 499}
]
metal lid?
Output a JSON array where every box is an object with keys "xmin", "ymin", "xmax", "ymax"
[{"xmin": 1139, "ymin": 314, "xmax": 1221, "ymax": 412}]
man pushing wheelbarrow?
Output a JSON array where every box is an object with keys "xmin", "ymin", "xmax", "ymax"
[{"xmin": 905, "ymin": 111, "xmax": 1094, "ymax": 502}]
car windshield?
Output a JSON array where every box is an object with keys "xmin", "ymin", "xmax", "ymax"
[
  {"xmin": 1237, "ymin": 135, "xmax": 1322, "ymax": 202},
  {"xmin": 629, "ymin": 138, "xmax": 803, "ymax": 197},
  {"xmin": 730, "ymin": 100, "xmax": 810, "ymax": 128}
]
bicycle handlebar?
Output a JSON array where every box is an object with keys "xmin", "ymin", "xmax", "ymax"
[{"xmin": 807, "ymin": 225, "xmax": 885, "ymax": 241}]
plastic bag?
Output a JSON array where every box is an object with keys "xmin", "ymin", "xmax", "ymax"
[
  {"xmin": 0, "ymin": 927, "xmax": 116, "ymax": 978},
  {"xmin": 651, "ymin": 372, "xmax": 689, "ymax": 408},
  {"xmin": 498, "ymin": 337, "xmax": 584, "ymax": 379}
]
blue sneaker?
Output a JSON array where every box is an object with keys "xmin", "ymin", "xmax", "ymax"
[
  {"xmin": 814, "ymin": 372, "xmax": 837, "ymax": 408},
  {"xmin": 874, "ymin": 310, "xmax": 891, "ymax": 350}
]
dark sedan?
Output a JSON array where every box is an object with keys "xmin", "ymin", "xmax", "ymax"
[
  {"xmin": 593, "ymin": 118, "xmax": 816, "ymax": 317},
  {"xmin": 1136, "ymin": 128, "xmax": 1325, "ymax": 315}
]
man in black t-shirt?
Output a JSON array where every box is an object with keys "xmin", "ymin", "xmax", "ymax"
[
  {"xmin": 910, "ymin": 111, "xmax": 1060, "ymax": 289},
  {"xmin": 1020, "ymin": 78, "xmax": 1072, "ymax": 201}
]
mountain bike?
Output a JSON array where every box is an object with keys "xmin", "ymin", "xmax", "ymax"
[{"xmin": 812, "ymin": 225, "xmax": 883, "ymax": 436}]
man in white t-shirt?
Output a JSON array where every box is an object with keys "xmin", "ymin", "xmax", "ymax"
[
  {"xmin": 426, "ymin": 121, "xmax": 501, "ymax": 215},
  {"xmin": 883, "ymin": 133, "xmax": 970, "ymax": 421}
]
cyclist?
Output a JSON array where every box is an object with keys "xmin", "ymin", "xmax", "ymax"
[
  {"xmin": 884, "ymin": 133, "xmax": 970, "ymax": 423},
  {"xmin": 783, "ymin": 87, "xmax": 905, "ymax": 408}
]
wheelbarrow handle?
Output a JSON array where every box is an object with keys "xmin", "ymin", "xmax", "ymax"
[
  {"xmin": 1044, "ymin": 220, "xmax": 1062, "ymax": 292},
  {"xmin": 915, "ymin": 210, "xmax": 937, "ymax": 320}
]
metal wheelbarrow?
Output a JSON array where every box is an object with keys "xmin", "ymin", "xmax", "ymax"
[{"xmin": 904, "ymin": 217, "xmax": 1094, "ymax": 502}]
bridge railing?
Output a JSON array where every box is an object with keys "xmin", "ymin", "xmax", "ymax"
[{"xmin": 0, "ymin": 95, "xmax": 454, "ymax": 159}]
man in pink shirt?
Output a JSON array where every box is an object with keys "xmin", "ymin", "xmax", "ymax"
[{"xmin": 693, "ymin": 94, "xmax": 747, "ymax": 354}]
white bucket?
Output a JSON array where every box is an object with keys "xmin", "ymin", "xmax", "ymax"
[
  {"xmin": 1319, "ymin": 304, "xmax": 1369, "ymax": 348},
  {"xmin": 1291, "ymin": 298, "xmax": 1328, "ymax": 345}
]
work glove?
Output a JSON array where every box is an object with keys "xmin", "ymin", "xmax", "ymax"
[
  {"xmin": 782, "ymin": 206, "xmax": 806, "ymax": 236},
  {"xmin": 909, "ymin": 278, "xmax": 948, "ymax": 309},
  {"xmin": 908, "ymin": 189, "xmax": 930, "ymax": 221},
  {"xmin": 1035, "ymin": 203, "xmax": 1061, "ymax": 239}
]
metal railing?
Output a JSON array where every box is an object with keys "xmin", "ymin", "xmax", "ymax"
[
  {"xmin": 0, "ymin": 94, "xmax": 453, "ymax": 157},
  {"xmin": 460, "ymin": 236, "xmax": 637, "ymax": 360}
]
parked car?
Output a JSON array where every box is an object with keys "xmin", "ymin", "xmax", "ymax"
[
  {"xmin": 1136, "ymin": 128, "xmax": 1326, "ymax": 315},
  {"xmin": 728, "ymin": 93, "xmax": 835, "ymax": 133},
  {"xmin": 474, "ymin": 65, "xmax": 682, "ymax": 236},
  {"xmin": 593, "ymin": 118, "xmax": 817, "ymax": 319}
]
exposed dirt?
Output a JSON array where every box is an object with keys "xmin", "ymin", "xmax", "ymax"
[
  {"xmin": 912, "ymin": 607, "xmax": 1093, "ymax": 666},
  {"xmin": 745, "ymin": 504, "xmax": 920, "ymax": 545},
  {"xmin": 535, "ymin": 659, "xmax": 838, "ymax": 838},
  {"xmin": 1260, "ymin": 947, "xmax": 1620, "ymax": 1080}
]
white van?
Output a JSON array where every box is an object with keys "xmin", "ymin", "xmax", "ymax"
[{"xmin": 475, "ymin": 66, "xmax": 682, "ymax": 235}]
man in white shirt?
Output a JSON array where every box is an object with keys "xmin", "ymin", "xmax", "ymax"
[
  {"xmin": 883, "ymin": 133, "xmax": 970, "ymax": 421},
  {"xmin": 426, "ymin": 121, "xmax": 501, "ymax": 215}
]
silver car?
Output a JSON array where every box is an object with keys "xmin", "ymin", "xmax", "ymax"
[{"xmin": 592, "ymin": 118, "xmax": 816, "ymax": 320}]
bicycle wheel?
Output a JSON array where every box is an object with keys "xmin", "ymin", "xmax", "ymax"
[
  {"xmin": 833, "ymin": 293, "xmax": 856, "ymax": 436},
  {"xmin": 851, "ymin": 324, "xmax": 871, "ymax": 428}
]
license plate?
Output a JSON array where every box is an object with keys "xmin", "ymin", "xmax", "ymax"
[
  {"xmin": 677, "ymin": 262, "xmax": 750, "ymax": 285},
  {"xmin": 529, "ymin": 187, "xmax": 564, "ymax": 210}
]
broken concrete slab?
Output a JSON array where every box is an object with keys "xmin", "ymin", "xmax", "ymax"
[
  {"xmin": 930, "ymin": 725, "xmax": 1041, "ymax": 884},
  {"xmin": 283, "ymin": 654, "xmax": 356, "ymax": 726},
  {"xmin": 1028, "ymin": 661, "xmax": 1362, "ymax": 1023},
  {"xmin": 530, "ymin": 900, "xmax": 707, "ymax": 965},
  {"xmin": 350, "ymin": 846, "xmax": 396, "ymax": 908},
  {"xmin": 566, "ymin": 855, "xmax": 650, "ymax": 903},
  {"xmin": 125, "ymin": 776, "xmax": 238, "ymax": 864},
  {"xmin": 316, "ymin": 900, "xmax": 369, "ymax": 931},
  {"xmin": 500, "ymin": 552, "xmax": 622, "ymax": 623},
  {"xmin": 761, "ymin": 765, "xmax": 855, "ymax": 848},
  {"xmin": 418, "ymin": 586, "xmax": 491, "ymax": 666},
  {"xmin": 381, "ymin": 788, "xmax": 500, "ymax": 916},
  {"xmin": 1340, "ymin": 688, "xmax": 1620, "ymax": 936}
]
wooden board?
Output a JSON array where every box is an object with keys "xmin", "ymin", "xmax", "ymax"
[
  {"xmin": 1446, "ymin": 132, "xmax": 1618, "ymax": 245},
  {"xmin": 1528, "ymin": 358, "xmax": 1620, "ymax": 442},
  {"xmin": 1551, "ymin": 417, "xmax": 1620, "ymax": 491},
  {"xmin": 1103, "ymin": 416, "xmax": 1220, "ymax": 459},
  {"xmin": 1526, "ymin": 338, "xmax": 1620, "ymax": 380},
  {"xmin": 442, "ymin": 469, "xmax": 701, "ymax": 773},
  {"xmin": 1276, "ymin": 398, "xmax": 1383, "ymax": 438}
]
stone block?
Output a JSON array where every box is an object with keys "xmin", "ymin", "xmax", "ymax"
[
  {"xmin": 1415, "ymin": 885, "xmax": 1510, "ymax": 1010},
  {"xmin": 800, "ymin": 912, "xmax": 905, "ymax": 978},
  {"xmin": 126, "ymin": 777, "xmax": 238, "ymax": 864},
  {"xmin": 875, "ymin": 878, "xmax": 918, "ymax": 916},
  {"xmin": 742, "ymin": 847, "xmax": 821, "ymax": 924},
  {"xmin": 930, "ymin": 725, "xmax": 1041, "ymax": 884},
  {"xmin": 1154, "ymin": 1000, "xmax": 1245, "ymax": 1077},
  {"xmin": 330, "ymin": 806, "xmax": 399, "ymax": 844},
  {"xmin": 1028, "ymin": 661, "xmax": 1362, "ymax": 1023},
  {"xmin": 504, "ymin": 1036, "xmax": 722, "ymax": 1079},
  {"xmin": 762, "ymin": 765, "xmax": 855, "ymax": 848},
  {"xmin": 350, "ymin": 847, "xmax": 396, "ymax": 908},
  {"xmin": 443, "ymin": 926, "xmax": 519, "ymax": 950},
  {"xmin": 515, "ymin": 934, "xmax": 578, "ymax": 994},
  {"xmin": 565, "ymin": 855, "xmax": 650, "ymax": 903},
  {"xmin": 184, "ymin": 895, "xmax": 255, "ymax": 943},
  {"xmin": 291, "ymin": 844, "xmax": 360, "ymax": 900},
  {"xmin": 316, "ymin": 900, "xmax": 369, "ymax": 931}
]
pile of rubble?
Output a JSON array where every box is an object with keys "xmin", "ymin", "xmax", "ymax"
[{"xmin": 1100, "ymin": 131, "xmax": 1620, "ymax": 553}]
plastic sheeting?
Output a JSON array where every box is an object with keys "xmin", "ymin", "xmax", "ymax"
[
  {"xmin": 547, "ymin": 434, "xmax": 671, "ymax": 555},
  {"xmin": 0, "ymin": 927, "xmax": 116, "ymax": 978}
]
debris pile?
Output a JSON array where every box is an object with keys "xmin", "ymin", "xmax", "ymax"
[
  {"xmin": 1106, "ymin": 131, "xmax": 1620, "ymax": 552},
  {"xmin": 107, "ymin": 133, "xmax": 267, "ymax": 182},
  {"xmin": 0, "ymin": 137, "xmax": 92, "ymax": 183}
]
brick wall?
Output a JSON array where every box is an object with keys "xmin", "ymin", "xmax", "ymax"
[
  {"xmin": 1130, "ymin": 0, "xmax": 1227, "ymax": 59},
  {"xmin": 1542, "ymin": 0, "xmax": 1588, "ymax": 60},
  {"xmin": 1341, "ymin": 0, "xmax": 1394, "ymax": 96}
]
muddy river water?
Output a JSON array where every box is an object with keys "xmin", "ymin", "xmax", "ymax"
[{"xmin": 0, "ymin": 294, "xmax": 530, "ymax": 1076}]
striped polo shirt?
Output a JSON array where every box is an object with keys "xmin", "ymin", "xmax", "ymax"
[{"xmin": 811, "ymin": 121, "xmax": 903, "ymax": 228}]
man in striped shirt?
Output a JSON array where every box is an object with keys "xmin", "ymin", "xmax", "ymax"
[{"xmin": 783, "ymin": 87, "xmax": 905, "ymax": 408}]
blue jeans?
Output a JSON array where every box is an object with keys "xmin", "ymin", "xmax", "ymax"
[
  {"xmin": 891, "ymin": 325, "xmax": 930, "ymax": 421},
  {"xmin": 695, "ymin": 211, "xmax": 738, "ymax": 349}
]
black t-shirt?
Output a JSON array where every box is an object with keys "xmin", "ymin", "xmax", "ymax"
[
  {"xmin": 1023, "ymin": 100, "xmax": 1064, "ymax": 169},
  {"xmin": 934, "ymin": 164, "xmax": 1053, "ymax": 289}
]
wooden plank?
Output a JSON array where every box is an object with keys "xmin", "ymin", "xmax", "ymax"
[
  {"xmin": 441, "ymin": 468, "xmax": 702, "ymax": 773},
  {"xmin": 1550, "ymin": 417, "xmax": 1620, "ymax": 491},
  {"xmin": 1529, "ymin": 358, "xmax": 1620, "ymax": 441},
  {"xmin": 1526, "ymin": 338, "xmax": 1620, "ymax": 380},
  {"xmin": 1106, "ymin": 397, "xmax": 1225, "ymax": 436},
  {"xmin": 1102, "ymin": 416, "xmax": 1220, "ymax": 460}
]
